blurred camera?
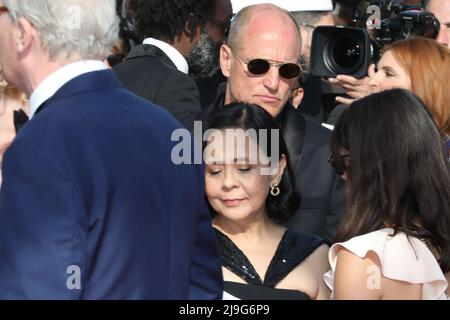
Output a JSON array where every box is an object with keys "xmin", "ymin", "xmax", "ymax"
[
  {"xmin": 311, "ymin": 1, "xmax": 440, "ymax": 77},
  {"xmin": 311, "ymin": 26, "xmax": 372, "ymax": 78},
  {"xmin": 374, "ymin": 9, "xmax": 440, "ymax": 46}
]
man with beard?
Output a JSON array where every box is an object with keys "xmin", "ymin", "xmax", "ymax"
[
  {"xmin": 114, "ymin": 0, "xmax": 213, "ymax": 131},
  {"xmin": 187, "ymin": 0, "xmax": 233, "ymax": 108}
]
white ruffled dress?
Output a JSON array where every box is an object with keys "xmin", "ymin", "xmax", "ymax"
[{"xmin": 323, "ymin": 228, "xmax": 449, "ymax": 300}]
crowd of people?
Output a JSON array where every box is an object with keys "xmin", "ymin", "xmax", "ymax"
[{"xmin": 0, "ymin": 0, "xmax": 448, "ymax": 300}]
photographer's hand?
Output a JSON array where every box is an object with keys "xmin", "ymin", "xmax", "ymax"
[{"xmin": 329, "ymin": 64, "xmax": 376, "ymax": 105}]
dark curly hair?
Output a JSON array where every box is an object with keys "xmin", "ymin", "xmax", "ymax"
[
  {"xmin": 202, "ymin": 102, "xmax": 300, "ymax": 224},
  {"xmin": 135, "ymin": 0, "xmax": 214, "ymax": 43}
]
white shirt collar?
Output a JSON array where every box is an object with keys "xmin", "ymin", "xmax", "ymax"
[
  {"xmin": 29, "ymin": 60, "xmax": 108, "ymax": 118},
  {"xmin": 142, "ymin": 37, "xmax": 189, "ymax": 74}
]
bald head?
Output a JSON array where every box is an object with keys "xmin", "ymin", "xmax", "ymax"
[
  {"xmin": 220, "ymin": 4, "xmax": 303, "ymax": 117},
  {"xmin": 227, "ymin": 4, "xmax": 302, "ymax": 56}
]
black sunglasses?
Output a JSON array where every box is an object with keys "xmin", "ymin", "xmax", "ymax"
[
  {"xmin": 236, "ymin": 54, "xmax": 301, "ymax": 79},
  {"xmin": 328, "ymin": 154, "xmax": 350, "ymax": 176}
]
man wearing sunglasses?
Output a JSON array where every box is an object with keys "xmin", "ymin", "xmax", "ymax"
[{"xmin": 202, "ymin": 3, "xmax": 346, "ymax": 241}]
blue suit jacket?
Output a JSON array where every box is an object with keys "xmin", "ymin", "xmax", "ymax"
[{"xmin": 0, "ymin": 70, "xmax": 223, "ymax": 299}]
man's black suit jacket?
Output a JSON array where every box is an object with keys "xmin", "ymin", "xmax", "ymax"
[
  {"xmin": 201, "ymin": 87, "xmax": 346, "ymax": 241},
  {"xmin": 114, "ymin": 44, "xmax": 201, "ymax": 131},
  {"xmin": 281, "ymin": 105, "xmax": 346, "ymax": 241}
]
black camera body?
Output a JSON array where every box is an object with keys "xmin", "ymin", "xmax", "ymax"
[
  {"xmin": 375, "ymin": 9, "xmax": 440, "ymax": 46},
  {"xmin": 311, "ymin": 1, "xmax": 440, "ymax": 77},
  {"xmin": 311, "ymin": 26, "xmax": 372, "ymax": 78}
]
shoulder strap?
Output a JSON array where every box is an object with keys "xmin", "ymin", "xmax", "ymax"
[
  {"xmin": 215, "ymin": 229, "xmax": 264, "ymax": 285},
  {"xmin": 264, "ymin": 230, "xmax": 327, "ymax": 287}
]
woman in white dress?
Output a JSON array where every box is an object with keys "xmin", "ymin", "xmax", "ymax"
[{"xmin": 324, "ymin": 89, "xmax": 450, "ymax": 300}]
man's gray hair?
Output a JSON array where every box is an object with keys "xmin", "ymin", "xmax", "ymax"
[
  {"xmin": 227, "ymin": 4, "xmax": 301, "ymax": 51},
  {"xmin": 4, "ymin": 0, "xmax": 119, "ymax": 60}
]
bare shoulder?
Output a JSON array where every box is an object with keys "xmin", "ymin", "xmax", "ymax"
[
  {"xmin": 334, "ymin": 248, "xmax": 422, "ymax": 299},
  {"xmin": 305, "ymin": 244, "xmax": 331, "ymax": 300},
  {"xmin": 334, "ymin": 248, "xmax": 382, "ymax": 300},
  {"xmin": 302, "ymin": 244, "xmax": 330, "ymax": 272},
  {"xmin": 276, "ymin": 243, "xmax": 331, "ymax": 299},
  {"xmin": 310, "ymin": 244, "xmax": 330, "ymax": 259}
]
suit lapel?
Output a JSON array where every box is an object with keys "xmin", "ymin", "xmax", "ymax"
[{"xmin": 280, "ymin": 104, "xmax": 306, "ymax": 174}]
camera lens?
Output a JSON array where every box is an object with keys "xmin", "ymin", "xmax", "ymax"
[
  {"xmin": 324, "ymin": 36, "xmax": 364, "ymax": 74},
  {"xmin": 333, "ymin": 38, "xmax": 360, "ymax": 68},
  {"xmin": 311, "ymin": 26, "xmax": 371, "ymax": 78}
]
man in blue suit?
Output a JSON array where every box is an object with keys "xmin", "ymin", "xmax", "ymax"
[{"xmin": 0, "ymin": 0, "xmax": 222, "ymax": 299}]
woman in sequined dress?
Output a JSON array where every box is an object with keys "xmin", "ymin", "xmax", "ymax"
[{"xmin": 202, "ymin": 102, "xmax": 330, "ymax": 300}]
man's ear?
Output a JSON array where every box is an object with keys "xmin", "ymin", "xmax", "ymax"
[
  {"xmin": 14, "ymin": 17, "xmax": 34, "ymax": 55},
  {"xmin": 291, "ymin": 87, "xmax": 304, "ymax": 109},
  {"xmin": 220, "ymin": 44, "xmax": 232, "ymax": 78}
]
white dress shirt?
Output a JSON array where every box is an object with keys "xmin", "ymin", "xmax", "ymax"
[
  {"xmin": 142, "ymin": 37, "xmax": 189, "ymax": 74},
  {"xmin": 29, "ymin": 60, "xmax": 108, "ymax": 118}
]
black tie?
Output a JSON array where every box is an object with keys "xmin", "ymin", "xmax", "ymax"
[
  {"xmin": 13, "ymin": 109, "xmax": 29, "ymax": 133},
  {"xmin": 13, "ymin": 99, "xmax": 50, "ymax": 133}
]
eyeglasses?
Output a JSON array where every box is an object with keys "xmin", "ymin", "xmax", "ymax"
[
  {"xmin": 328, "ymin": 154, "xmax": 350, "ymax": 176},
  {"xmin": 235, "ymin": 54, "xmax": 301, "ymax": 80}
]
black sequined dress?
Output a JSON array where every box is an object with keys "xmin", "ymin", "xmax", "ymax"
[{"xmin": 215, "ymin": 228, "xmax": 328, "ymax": 300}]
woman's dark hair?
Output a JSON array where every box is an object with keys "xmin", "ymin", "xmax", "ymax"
[
  {"xmin": 202, "ymin": 102, "xmax": 300, "ymax": 224},
  {"xmin": 135, "ymin": 0, "xmax": 213, "ymax": 43},
  {"xmin": 332, "ymin": 89, "xmax": 450, "ymax": 273}
]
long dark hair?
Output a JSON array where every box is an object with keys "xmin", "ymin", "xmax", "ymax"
[
  {"xmin": 332, "ymin": 89, "xmax": 450, "ymax": 272},
  {"xmin": 202, "ymin": 102, "xmax": 300, "ymax": 224}
]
